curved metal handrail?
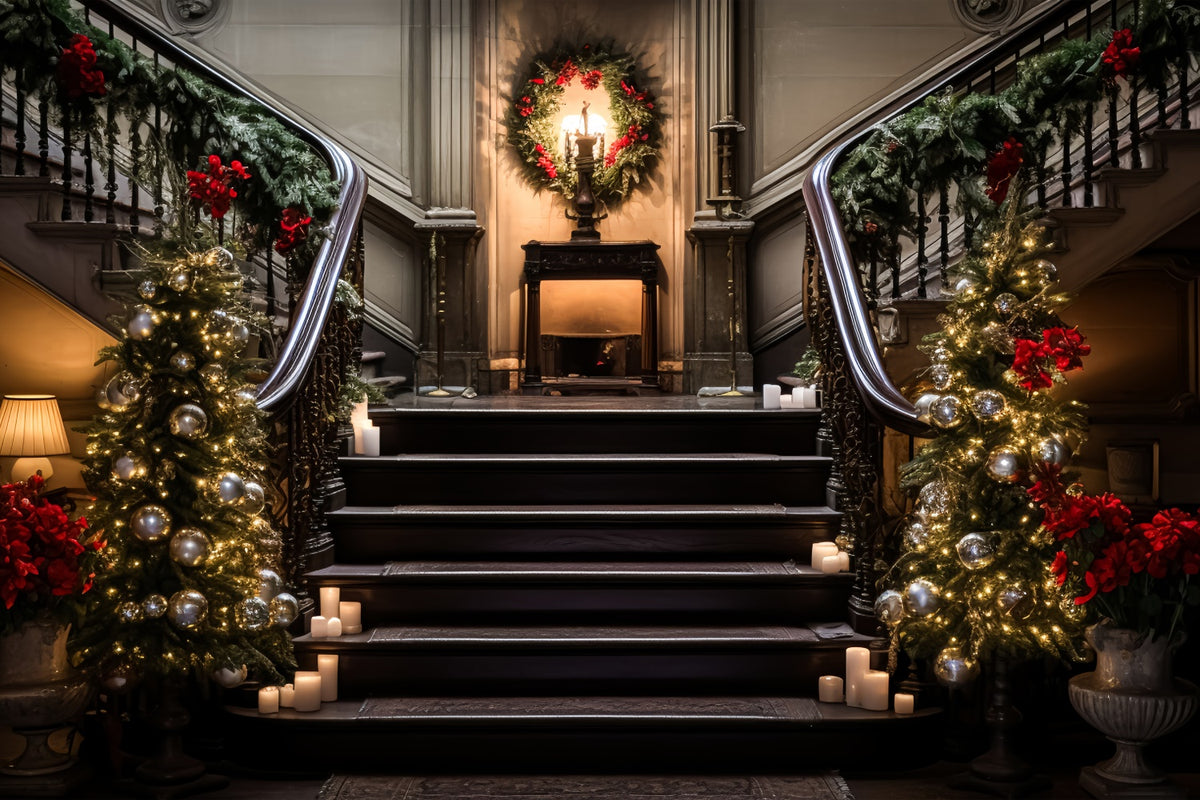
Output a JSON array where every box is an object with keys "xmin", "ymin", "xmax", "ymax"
[
  {"xmin": 801, "ymin": 0, "xmax": 1099, "ymax": 438},
  {"xmin": 83, "ymin": 0, "xmax": 368, "ymax": 414}
]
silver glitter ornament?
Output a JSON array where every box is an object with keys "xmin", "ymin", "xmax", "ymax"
[
  {"xmin": 142, "ymin": 594, "xmax": 168, "ymax": 619},
  {"xmin": 971, "ymin": 389, "xmax": 1007, "ymax": 421},
  {"xmin": 199, "ymin": 363, "xmax": 226, "ymax": 388},
  {"xmin": 167, "ymin": 589, "xmax": 208, "ymax": 630},
  {"xmin": 168, "ymin": 403, "xmax": 209, "ymax": 439},
  {"xmin": 874, "ymin": 589, "xmax": 905, "ymax": 626},
  {"xmin": 930, "ymin": 365, "xmax": 953, "ymax": 391},
  {"xmin": 1033, "ymin": 258, "xmax": 1057, "ymax": 285},
  {"xmin": 904, "ymin": 519, "xmax": 931, "ymax": 550},
  {"xmin": 954, "ymin": 276, "xmax": 978, "ymax": 296},
  {"xmin": 986, "ymin": 446, "xmax": 1022, "ymax": 482},
  {"xmin": 127, "ymin": 307, "xmax": 156, "ymax": 340},
  {"xmin": 269, "ymin": 593, "xmax": 299, "ymax": 627},
  {"xmin": 170, "ymin": 350, "xmax": 196, "ymax": 372},
  {"xmin": 982, "ymin": 322, "xmax": 1015, "ymax": 354},
  {"xmin": 956, "ymin": 532, "xmax": 997, "ymax": 570},
  {"xmin": 117, "ymin": 601, "xmax": 144, "ymax": 624},
  {"xmin": 930, "ymin": 395, "xmax": 966, "ymax": 429},
  {"xmin": 914, "ymin": 393, "xmax": 940, "ymax": 424},
  {"xmin": 112, "ymin": 452, "xmax": 149, "ymax": 482},
  {"xmin": 235, "ymin": 386, "xmax": 258, "ymax": 405},
  {"xmin": 216, "ymin": 472, "xmax": 246, "ymax": 504},
  {"xmin": 257, "ymin": 568, "xmax": 282, "ymax": 602},
  {"xmin": 211, "ymin": 664, "xmax": 247, "ymax": 688},
  {"xmin": 904, "ymin": 579, "xmax": 942, "ymax": 617},
  {"xmin": 130, "ymin": 505, "xmax": 172, "ymax": 543},
  {"xmin": 169, "ymin": 527, "xmax": 211, "ymax": 567},
  {"xmin": 918, "ymin": 481, "xmax": 955, "ymax": 518},
  {"xmin": 137, "ymin": 280, "xmax": 158, "ymax": 300},
  {"xmin": 241, "ymin": 482, "xmax": 266, "ymax": 516},
  {"xmin": 166, "ymin": 266, "xmax": 193, "ymax": 292},
  {"xmin": 235, "ymin": 597, "xmax": 270, "ymax": 631},
  {"xmin": 1034, "ymin": 437, "xmax": 1070, "ymax": 466},
  {"xmin": 104, "ymin": 374, "xmax": 137, "ymax": 410},
  {"xmin": 934, "ymin": 646, "xmax": 979, "ymax": 687},
  {"xmin": 997, "ymin": 586, "xmax": 1035, "ymax": 620},
  {"xmin": 203, "ymin": 247, "xmax": 236, "ymax": 271},
  {"xmin": 993, "ymin": 292, "xmax": 1019, "ymax": 317},
  {"xmin": 229, "ymin": 321, "xmax": 251, "ymax": 345},
  {"xmin": 931, "ymin": 345, "xmax": 952, "ymax": 364}
]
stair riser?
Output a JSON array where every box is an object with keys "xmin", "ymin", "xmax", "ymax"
[
  {"xmin": 330, "ymin": 521, "xmax": 839, "ymax": 560},
  {"xmin": 343, "ymin": 463, "xmax": 829, "ymax": 506},
  {"xmin": 302, "ymin": 585, "xmax": 851, "ymax": 624},
  {"xmin": 374, "ymin": 411, "xmax": 821, "ymax": 455}
]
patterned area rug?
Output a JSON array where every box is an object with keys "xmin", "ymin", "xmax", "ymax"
[{"xmin": 318, "ymin": 774, "xmax": 854, "ymax": 800}]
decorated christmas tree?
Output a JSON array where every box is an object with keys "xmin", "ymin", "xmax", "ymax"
[
  {"xmin": 877, "ymin": 194, "xmax": 1092, "ymax": 685},
  {"xmin": 74, "ymin": 242, "xmax": 296, "ymax": 690}
]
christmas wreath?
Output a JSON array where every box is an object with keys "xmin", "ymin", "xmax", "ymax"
[{"xmin": 507, "ymin": 42, "xmax": 662, "ymax": 208}]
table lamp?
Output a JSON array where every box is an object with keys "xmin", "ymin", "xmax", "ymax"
[{"xmin": 0, "ymin": 395, "xmax": 71, "ymax": 482}]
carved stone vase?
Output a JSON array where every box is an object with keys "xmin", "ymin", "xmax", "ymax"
[
  {"xmin": 1068, "ymin": 621, "xmax": 1199, "ymax": 799},
  {"xmin": 0, "ymin": 617, "xmax": 91, "ymax": 775}
]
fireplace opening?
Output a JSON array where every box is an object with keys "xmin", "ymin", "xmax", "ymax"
[{"xmin": 544, "ymin": 334, "xmax": 642, "ymax": 379}]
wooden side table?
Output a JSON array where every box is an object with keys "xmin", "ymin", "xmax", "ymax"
[{"xmin": 521, "ymin": 240, "xmax": 661, "ymax": 393}]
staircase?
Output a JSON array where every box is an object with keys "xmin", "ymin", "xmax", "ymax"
[{"xmin": 225, "ymin": 397, "xmax": 939, "ymax": 772}]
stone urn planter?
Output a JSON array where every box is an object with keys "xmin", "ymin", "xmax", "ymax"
[
  {"xmin": 1068, "ymin": 621, "xmax": 1199, "ymax": 799},
  {"xmin": 0, "ymin": 617, "xmax": 92, "ymax": 775}
]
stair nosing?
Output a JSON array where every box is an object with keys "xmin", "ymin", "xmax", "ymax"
[
  {"xmin": 329, "ymin": 503, "xmax": 837, "ymax": 518},
  {"xmin": 307, "ymin": 560, "xmax": 843, "ymax": 582}
]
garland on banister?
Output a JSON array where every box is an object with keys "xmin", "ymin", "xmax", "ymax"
[
  {"xmin": 830, "ymin": 0, "xmax": 1200, "ymax": 256},
  {"xmin": 0, "ymin": 0, "xmax": 339, "ymax": 256}
]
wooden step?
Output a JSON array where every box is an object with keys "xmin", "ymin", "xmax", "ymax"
[
  {"xmin": 328, "ymin": 503, "xmax": 840, "ymax": 560},
  {"xmin": 293, "ymin": 624, "xmax": 878, "ymax": 695},
  {"xmin": 306, "ymin": 559, "xmax": 852, "ymax": 623},
  {"xmin": 341, "ymin": 454, "xmax": 831, "ymax": 506}
]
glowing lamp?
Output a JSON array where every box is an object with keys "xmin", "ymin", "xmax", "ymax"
[{"xmin": 0, "ymin": 395, "xmax": 71, "ymax": 482}]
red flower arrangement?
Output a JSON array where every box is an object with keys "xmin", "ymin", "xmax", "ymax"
[
  {"xmin": 274, "ymin": 207, "xmax": 312, "ymax": 256},
  {"xmin": 1102, "ymin": 28, "xmax": 1141, "ymax": 79},
  {"xmin": 533, "ymin": 144, "xmax": 557, "ymax": 180},
  {"xmin": 556, "ymin": 59, "xmax": 579, "ymax": 86},
  {"xmin": 985, "ymin": 137, "xmax": 1024, "ymax": 204},
  {"xmin": 1032, "ymin": 467, "xmax": 1200, "ymax": 641},
  {"xmin": 1011, "ymin": 326, "xmax": 1090, "ymax": 391},
  {"xmin": 0, "ymin": 475, "xmax": 100, "ymax": 632},
  {"xmin": 605, "ymin": 123, "xmax": 648, "ymax": 168},
  {"xmin": 56, "ymin": 34, "xmax": 106, "ymax": 100},
  {"xmin": 187, "ymin": 154, "xmax": 251, "ymax": 220}
]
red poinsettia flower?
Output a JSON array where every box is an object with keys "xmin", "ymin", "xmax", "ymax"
[
  {"xmin": 56, "ymin": 34, "xmax": 106, "ymax": 99},
  {"xmin": 533, "ymin": 143, "xmax": 557, "ymax": 180},
  {"xmin": 1051, "ymin": 550, "xmax": 1070, "ymax": 585},
  {"xmin": 187, "ymin": 154, "xmax": 251, "ymax": 220},
  {"xmin": 1012, "ymin": 336, "xmax": 1052, "ymax": 390},
  {"xmin": 274, "ymin": 207, "xmax": 313, "ymax": 256},
  {"xmin": 1043, "ymin": 327, "xmax": 1090, "ymax": 372},
  {"xmin": 581, "ymin": 70, "xmax": 603, "ymax": 90},
  {"xmin": 985, "ymin": 137, "xmax": 1024, "ymax": 204},
  {"xmin": 1102, "ymin": 28, "xmax": 1140, "ymax": 79},
  {"xmin": 555, "ymin": 59, "xmax": 579, "ymax": 86},
  {"xmin": 530, "ymin": 77, "xmax": 545, "ymax": 85}
]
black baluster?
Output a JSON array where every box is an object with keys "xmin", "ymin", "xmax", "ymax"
[
  {"xmin": 1109, "ymin": 3, "xmax": 1120, "ymax": 168},
  {"xmin": 266, "ymin": 247, "xmax": 277, "ymax": 321},
  {"xmin": 1035, "ymin": 156, "xmax": 1047, "ymax": 211},
  {"xmin": 38, "ymin": 97, "xmax": 49, "ymax": 177},
  {"xmin": 890, "ymin": 239, "xmax": 901, "ymax": 301},
  {"xmin": 1130, "ymin": 1, "xmax": 1142, "ymax": 169},
  {"xmin": 868, "ymin": 237, "xmax": 879, "ymax": 300},
  {"xmin": 130, "ymin": 120, "xmax": 142, "ymax": 235},
  {"xmin": 916, "ymin": 191, "xmax": 928, "ymax": 299},
  {"xmin": 105, "ymin": 22, "xmax": 116, "ymax": 224},
  {"xmin": 14, "ymin": 69, "xmax": 26, "ymax": 176},
  {"xmin": 83, "ymin": 132, "xmax": 95, "ymax": 222},
  {"xmin": 938, "ymin": 185, "xmax": 950, "ymax": 288},
  {"xmin": 1084, "ymin": 106, "xmax": 1095, "ymax": 207},
  {"xmin": 153, "ymin": 53, "xmax": 164, "ymax": 238},
  {"xmin": 1061, "ymin": 123, "xmax": 1072, "ymax": 207},
  {"xmin": 1181, "ymin": 54, "xmax": 1191, "ymax": 129},
  {"xmin": 1158, "ymin": 86, "xmax": 1168, "ymax": 129},
  {"xmin": 964, "ymin": 211, "xmax": 975, "ymax": 254},
  {"xmin": 61, "ymin": 114, "xmax": 73, "ymax": 221}
]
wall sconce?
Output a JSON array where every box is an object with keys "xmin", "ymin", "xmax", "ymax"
[
  {"xmin": 561, "ymin": 102, "xmax": 608, "ymax": 240},
  {"xmin": 0, "ymin": 395, "xmax": 71, "ymax": 483},
  {"xmin": 708, "ymin": 114, "xmax": 746, "ymax": 220}
]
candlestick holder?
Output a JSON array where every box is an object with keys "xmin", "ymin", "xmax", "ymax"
[{"xmin": 566, "ymin": 134, "xmax": 607, "ymax": 240}]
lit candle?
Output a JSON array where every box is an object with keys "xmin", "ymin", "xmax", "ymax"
[
  {"xmin": 361, "ymin": 425, "xmax": 380, "ymax": 457},
  {"xmin": 310, "ymin": 615, "xmax": 328, "ymax": 638},
  {"xmin": 845, "ymin": 646, "xmax": 871, "ymax": 708},
  {"xmin": 326, "ymin": 617, "xmax": 343, "ymax": 637},
  {"xmin": 779, "ymin": 394, "xmax": 794, "ymax": 408},
  {"xmin": 818, "ymin": 675, "xmax": 844, "ymax": 703},
  {"xmin": 762, "ymin": 384, "xmax": 781, "ymax": 410},
  {"xmin": 350, "ymin": 400, "xmax": 369, "ymax": 429},
  {"xmin": 293, "ymin": 671, "xmax": 322, "ymax": 712},
  {"xmin": 319, "ymin": 587, "xmax": 340, "ymax": 620},
  {"xmin": 894, "ymin": 692, "xmax": 915, "ymax": 715},
  {"xmin": 279, "ymin": 683, "xmax": 294, "ymax": 708},
  {"xmin": 339, "ymin": 601, "xmax": 362, "ymax": 634},
  {"xmin": 317, "ymin": 654, "xmax": 339, "ymax": 702},
  {"xmin": 861, "ymin": 670, "xmax": 890, "ymax": 711},
  {"xmin": 257, "ymin": 686, "xmax": 279, "ymax": 714},
  {"xmin": 810, "ymin": 541, "xmax": 838, "ymax": 570},
  {"xmin": 821, "ymin": 554, "xmax": 842, "ymax": 574}
]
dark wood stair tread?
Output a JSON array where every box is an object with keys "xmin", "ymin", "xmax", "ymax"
[
  {"xmin": 344, "ymin": 453, "xmax": 825, "ymax": 463},
  {"xmin": 309, "ymin": 560, "xmax": 842, "ymax": 581},
  {"xmin": 333, "ymin": 503, "xmax": 836, "ymax": 518}
]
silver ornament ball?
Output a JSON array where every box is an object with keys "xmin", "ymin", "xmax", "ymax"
[
  {"xmin": 235, "ymin": 597, "xmax": 271, "ymax": 631},
  {"xmin": 216, "ymin": 472, "xmax": 246, "ymax": 504},
  {"xmin": 117, "ymin": 601, "xmax": 144, "ymax": 624},
  {"xmin": 142, "ymin": 594, "xmax": 168, "ymax": 619},
  {"xmin": 993, "ymin": 292, "xmax": 1019, "ymax": 317},
  {"xmin": 956, "ymin": 532, "xmax": 997, "ymax": 570},
  {"xmin": 137, "ymin": 280, "xmax": 158, "ymax": 300},
  {"xmin": 199, "ymin": 363, "xmax": 226, "ymax": 388},
  {"xmin": 930, "ymin": 364, "xmax": 953, "ymax": 391},
  {"xmin": 997, "ymin": 586, "xmax": 1035, "ymax": 620},
  {"xmin": 112, "ymin": 452, "xmax": 149, "ymax": 482},
  {"xmin": 934, "ymin": 646, "xmax": 979, "ymax": 687},
  {"xmin": 229, "ymin": 322, "xmax": 251, "ymax": 345},
  {"xmin": 931, "ymin": 345, "xmax": 952, "ymax": 364},
  {"xmin": 130, "ymin": 504, "xmax": 172, "ymax": 543},
  {"xmin": 914, "ymin": 393, "xmax": 941, "ymax": 424},
  {"xmin": 166, "ymin": 266, "xmax": 193, "ymax": 292},
  {"xmin": 874, "ymin": 589, "xmax": 906, "ymax": 626},
  {"xmin": 1035, "ymin": 437, "xmax": 1070, "ymax": 466},
  {"xmin": 930, "ymin": 395, "xmax": 966, "ymax": 430},
  {"xmin": 104, "ymin": 374, "xmax": 137, "ymax": 410},
  {"xmin": 269, "ymin": 593, "xmax": 299, "ymax": 627},
  {"xmin": 904, "ymin": 579, "xmax": 942, "ymax": 617},
  {"xmin": 257, "ymin": 568, "xmax": 283, "ymax": 602},
  {"xmin": 971, "ymin": 389, "xmax": 1007, "ymax": 421},
  {"xmin": 904, "ymin": 519, "xmax": 931, "ymax": 551},
  {"xmin": 169, "ymin": 527, "xmax": 211, "ymax": 567},
  {"xmin": 241, "ymin": 481, "xmax": 266, "ymax": 516},
  {"xmin": 167, "ymin": 589, "xmax": 208, "ymax": 630},
  {"xmin": 212, "ymin": 664, "xmax": 247, "ymax": 688},
  {"xmin": 168, "ymin": 403, "xmax": 209, "ymax": 439},
  {"xmin": 170, "ymin": 350, "xmax": 197, "ymax": 372},
  {"xmin": 986, "ymin": 446, "xmax": 1022, "ymax": 483},
  {"xmin": 1033, "ymin": 258, "xmax": 1058, "ymax": 285},
  {"xmin": 127, "ymin": 307, "xmax": 156, "ymax": 340},
  {"xmin": 235, "ymin": 386, "xmax": 258, "ymax": 405},
  {"xmin": 918, "ymin": 480, "xmax": 955, "ymax": 517},
  {"xmin": 203, "ymin": 247, "xmax": 236, "ymax": 271},
  {"xmin": 953, "ymin": 276, "xmax": 978, "ymax": 296}
]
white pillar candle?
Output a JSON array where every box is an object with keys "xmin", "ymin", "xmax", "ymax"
[
  {"xmin": 762, "ymin": 384, "xmax": 781, "ymax": 410},
  {"xmin": 339, "ymin": 601, "xmax": 362, "ymax": 634},
  {"xmin": 810, "ymin": 541, "xmax": 838, "ymax": 570},
  {"xmin": 862, "ymin": 670, "xmax": 890, "ymax": 711},
  {"xmin": 317, "ymin": 654, "xmax": 339, "ymax": 702},
  {"xmin": 279, "ymin": 683, "xmax": 294, "ymax": 708},
  {"xmin": 361, "ymin": 425, "xmax": 380, "ymax": 457},
  {"xmin": 836, "ymin": 552, "xmax": 851, "ymax": 572},
  {"xmin": 821, "ymin": 554, "xmax": 842, "ymax": 574},
  {"xmin": 293, "ymin": 671, "xmax": 322, "ymax": 712},
  {"xmin": 845, "ymin": 646, "xmax": 871, "ymax": 708},
  {"xmin": 798, "ymin": 387, "xmax": 818, "ymax": 408},
  {"xmin": 353, "ymin": 424, "xmax": 366, "ymax": 455},
  {"xmin": 319, "ymin": 587, "xmax": 340, "ymax": 620},
  {"xmin": 350, "ymin": 400, "xmax": 369, "ymax": 428},
  {"xmin": 326, "ymin": 617, "xmax": 343, "ymax": 637},
  {"xmin": 257, "ymin": 686, "xmax": 279, "ymax": 714},
  {"xmin": 818, "ymin": 675, "xmax": 844, "ymax": 703},
  {"xmin": 894, "ymin": 692, "xmax": 915, "ymax": 715},
  {"xmin": 779, "ymin": 394, "xmax": 794, "ymax": 408},
  {"xmin": 310, "ymin": 615, "xmax": 329, "ymax": 638}
]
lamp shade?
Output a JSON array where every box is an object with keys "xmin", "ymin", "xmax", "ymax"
[{"xmin": 0, "ymin": 395, "xmax": 70, "ymax": 457}]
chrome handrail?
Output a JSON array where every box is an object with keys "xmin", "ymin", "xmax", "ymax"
[{"xmin": 83, "ymin": 0, "xmax": 368, "ymax": 414}]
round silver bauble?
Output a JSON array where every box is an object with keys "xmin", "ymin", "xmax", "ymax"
[
  {"xmin": 982, "ymin": 322, "xmax": 1015, "ymax": 354},
  {"xmin": 1034, "ymin": 437, "xmax": 1070, "ymax": 466},
  {"xmin": 904, "ymin": 519, "xmax": 931, "ymax": 551},
  {"xmin": 137, "ymin": 280, "xmax": 158, "ymax": 300},
  {"xmin": 257, "ymin": 568, "xmax": 282, "ymax": 602},
  {"xmin": 235, "ymin": 597, "xmax": 270, "ymax": 631},
  {"xmin": 931, "ymin": 345, "xmax": 952, "ymax": 364},
  {"xmin": 930, "ymin": 395, "xmax": 966, "ymax": 429},
  {"xmin": 934, "ymin": 646, "xmax": 979, "ymax": 687},
  {"xmin": 918, "ymin": 480, "xmax": 955, "ymax": 518},
  {"xmin": 168, "ymin": 403, "xmax": 209, "ymax": 439},
  {"xmin": 127, "ymin": 307, "xmax": 156, "ymax": 340},
  {"xmin": 166, "ymin": 266, "xmax": 193, "ymax": 293},
  {"xmin": 112, "ymin": 452, "xmax": 149, "ymax": 482},
  {"xmin": 971, "ymin": 389, "xmax": 1007, "ymax": 421},
  {"xmin": 169, "ymin": 526, "xmax": 211, "ymax": 567},
  {"xmin": 956, "ymin": 532, "xmax": 997, "ymax": 570},
  {"xmin": 1032, "ymin": 258, "xmax": 1058, "ymax": 285},
  {"xmin": 954, "ymin": 276, "xmax": 978, "ymax": 296},
  {"xmin": 198, "ymin": 363, "xmax": 225, "ymax": 388},
  {"xmin": 235, "ymin": 386, "xmax": 258, "ymax": 405},
  {"xmin": 874, "ymin": 589, "xmax": 906, "ymax": 626},
  {"xmin": 993, "ymin": 292, "xmax": 1019, "ymax": 317},
  {"xmin": 229, "ymin": 321, "xmax": 251, "ymax": 345},
  {"xmin": 117, "ymin": 601, "xmax": 144, "ymax": 624},
  {"xmin": 986, "ymin": 446, "xmax": 1022, "ymax": 482},
  {"xmin": 216, "ymin": 472, "xmax": 246, "ymax": 504},
  {"xmin": 170, "ymin": 350, "xmax": 196, "ymax": 372},
  {"xmin": 104, "ymin": 374, "xmax": 137, "ymax": 410},
  {"xmin": 130, "ymin": 504, "xmax": 172, "ymax": 543},
  {"xmin": 203, "ymin": 247, "xmax": 235, "ymax": 271},
  {"xmin": 166, "ymin": 589, "xmax": 208, "ymax": 630},
  {"xmin": 914, "ymin": 392, "xmax": 941, "ymax": 424},
  {"xmin": 930, "ymin": 365, "xmax": 953, "ymax": 391},
  {"xmin": 997, "ymin": 586, "xmax": 1035, "ymax": 620},
  {"xmin": 211, "ymin": 664, "xmax": 247, "ymax": 688},
  {"xmin": 241, "ymin": 481, "xmax": 266, "ymax": 516},
  {"xmin": 904, "ymin": 579, "xmax": 942, "ymax": 617},
  {"xmin": 142, "ymin": 593, "xmax": 168, "ymax": 619},
  {"xmin": 269, "ymin": 593, "xmax": 299, "ymax": 627}
]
